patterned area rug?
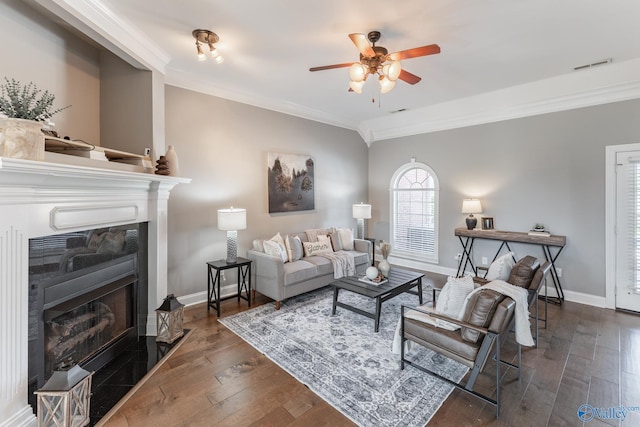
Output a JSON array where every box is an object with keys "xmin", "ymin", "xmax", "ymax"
[{"xmin": 219, "ymin": 285, "xmax": 468, "ymax": 427}]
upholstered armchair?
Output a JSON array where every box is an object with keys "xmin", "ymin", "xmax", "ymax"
[{"xmin": 400, "ymin": 256, "xmax": 551, "ymax": 416}]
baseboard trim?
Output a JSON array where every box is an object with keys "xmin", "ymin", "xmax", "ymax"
[{"xmin": 179, "ymin": 284, "xmax": 238, "ymax": 308}]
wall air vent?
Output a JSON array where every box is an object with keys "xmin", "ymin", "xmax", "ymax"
[
  {"xmin": 573, "ymin": 58, "xmax": 612, "ymax": 71},
  {"xmin": 390, "ymin": 108, "xmax": 408, "ymax": 114}
]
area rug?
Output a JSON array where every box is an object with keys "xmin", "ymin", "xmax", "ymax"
[{"xmin": 219, "ymin": 286, "xmax": 468, "ymax": 427}]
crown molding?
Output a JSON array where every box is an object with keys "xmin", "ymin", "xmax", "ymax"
[
  {"xmin": 165, "ymin": 67, "xmax": 357, "ymax": 131},
  {"xmin": 360, "ymin": 58, "xmax": 640, "ymax": 144},
  {"xmin": 29, "ymin": 0, "xmax": 171, "ymax": 72}
]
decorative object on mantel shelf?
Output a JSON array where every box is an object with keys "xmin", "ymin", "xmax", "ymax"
[
  {"xmin": 0, "ymin": 77, "xmax": 70, "ymax": 161},
  {"xmin": 155, "ymin": 155, "xmax": 170, "ymax": 175},
  {"xmin": 165, "ymin": 145, "xmax": 179, "ymax": 176}
]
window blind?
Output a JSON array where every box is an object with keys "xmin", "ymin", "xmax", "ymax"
[{"xmin": 391, "ymin": 167, "xmax": 437, "ymax": 260}]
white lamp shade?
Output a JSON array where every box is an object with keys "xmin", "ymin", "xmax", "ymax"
[
  {"xmin": 349, "ymin": 79, "xmax": 365, "ymax": 94},
  {"xmin": 352, "ymin": 203, "xmax": 372, "ymax": 219},
  {"xmin": 379, "ymin": 76, "xmax": 396, "ymax": 94},
  {"xmin": 217, "ymin": 207, "xmax": 246, "ymax": 231},
  {"xmin": 349, "ymin": 63, "xmax": 367, "ymax": 82},
  {"xmin": 382, "ymin": 60, "xmax": 402, "ymax": 81},
  {"xmin": 461, "ymin": 199, "xmax": 482, "ymax": 214}
]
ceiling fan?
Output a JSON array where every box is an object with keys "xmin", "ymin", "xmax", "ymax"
[{"xmin": 309, "ymin": 31, "xmax": 440, "ymax": 94}]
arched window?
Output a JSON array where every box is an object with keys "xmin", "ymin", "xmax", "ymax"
[{"xmin": 390, "ymin": 160, "xmax": 439, "ymax": 264}]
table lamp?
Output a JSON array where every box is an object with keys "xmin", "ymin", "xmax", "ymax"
[
  {"xmin": 352, "ymin": 202, "xmax": 371, "ymax": 239},
  {"xmin": 461, "ymin": 199, "xmax": 482, "ymax": 230},
  {"xmin": 217, "ymin": 207, "xmax": 246, "ymax": 263}
]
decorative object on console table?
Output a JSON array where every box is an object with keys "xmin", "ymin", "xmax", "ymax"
[
  {"xmin": 352, "ymin": 202, "xmax": 371, "ymax": 239},
  {"xmin": 528, "ymin": 223, "xmax": 551, "ymax": 236},
  {"xmin": 461, "ymin": 198, "xmax": 482, "ymax": 230},
  {"xmin": 217, "ymin": 207, "xmax": 247, "ymax": 263},
  {"xmin": 165, "ymin": 145, "xmax": 179, "ymax": 176},
  {"xmin": 34, "ymin": 364, "xmax": 93, "ymax": 427},
  {"xmin": 482, "ymin": 216, "xmax": 494, "ymax": 230},
  {"xmin": 155, "ymin": 155, "xmax": 170, "ymax": 175},
  {"xmin": 0, "ymin": 77, "xmax": 70, "ymax": 161},
  {"xmin": 155, "ymin": 294, "xmax": 185, "ymax": 344}
]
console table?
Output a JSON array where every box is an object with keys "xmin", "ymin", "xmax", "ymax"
[
  {"xmin": 454, "ymin": 228, "xmax": 566, "ymax": 304},
  {"xmin": 207, "ymin": 257, "xmax": 252, "ymax": 317}
]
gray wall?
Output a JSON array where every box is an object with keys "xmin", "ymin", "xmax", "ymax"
[
  {"xmin": 100, "ymin": 51, "xmax": 153, "ymax": 153},
  {"xmin": 164, "ymin": 85, "xmax": 368, "ymax": 297},
  {"xmin": 0, "ymin": 0, "xmax": 100, "ymax": 144},
  {"xmin": 368, "ymin": 99, "xmax": 640, "ymax": 298}
]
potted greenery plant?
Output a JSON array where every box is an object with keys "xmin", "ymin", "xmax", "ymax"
[{"xmin": 0, "ymin": 78, "xmax": 69, "ymax": 161}]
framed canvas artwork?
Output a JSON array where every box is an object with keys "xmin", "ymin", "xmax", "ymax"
[{"xmin": 267, "ymin": 152, "xmax": 315, "ymax": 213}]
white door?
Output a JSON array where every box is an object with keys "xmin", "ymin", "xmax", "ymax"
[{"xmin": 615, "ymin": 150, "xmax": 640, "ymax": 312}]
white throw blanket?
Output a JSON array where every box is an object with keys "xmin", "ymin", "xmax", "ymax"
[
  {"xmin": 473, "ymin": 280, "xmax": 534, "ymax": 347},
  {"xmin": 317, "ymin": 251, "xmax": 355, "ymax": 279}
]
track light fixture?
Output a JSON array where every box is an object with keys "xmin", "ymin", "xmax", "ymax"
[{"xmin": 192, "ymin": 29, "xmax": 223, "ymax": 64}]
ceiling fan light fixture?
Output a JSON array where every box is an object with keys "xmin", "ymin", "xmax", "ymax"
[
  {"xmin": 383, "ymin": 60, "xmax": 402, "ymax": 81},
  {"xmin": 349, "ymin": 63, "xmax": 367, "ymax": 82},
  {"xmin": 379, "ymin": 75, "xmax": 396, "ymax": 94},
  {"xmin": 349, "ymin": 80, "xmax": 365, "ymax": 94}
]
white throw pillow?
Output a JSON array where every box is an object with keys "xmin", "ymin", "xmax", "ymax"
[
  {"xmin": 317, "ymin": 234, "xmax": 334, "ymax": 252},
  {"xmin": 302, "ymin": 240, "xmax": 333, "ymax": 257},
  {"xmin": 435, "ymin": 275, "xmax": 475, "ymax": 319},
  {"xmin": 485, "ymin": 252, "xmax": 515, "ymax": 281},
  {"xmin": 337, "ymin": 228, "xmax": 354, "ymax": 251},
  {"xmin": 264, "ymin": 239, "xmax": 288, "ymax": 263}
]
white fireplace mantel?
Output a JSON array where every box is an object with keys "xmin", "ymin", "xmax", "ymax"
[{"xmin": 0, "ymin": 157, "xmax": 190, "ymax": 426}]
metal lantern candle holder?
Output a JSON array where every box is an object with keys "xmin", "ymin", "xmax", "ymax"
[
  {"xmin": 156, "ymin": 294, "xmax": 185, "ymax": 344},
  {"xmin": 34, "ymin": 364, "xmax": 93, "ymax": 427}
]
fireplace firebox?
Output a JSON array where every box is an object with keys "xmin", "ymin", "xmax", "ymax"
[{"xmin": 28, "ymin": 223, "xmax": 147, "ymax": 390}]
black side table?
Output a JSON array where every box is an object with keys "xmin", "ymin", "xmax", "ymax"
[{"xmin": 207, "ymin": 257, "xmax": 252, "ymax": 317}]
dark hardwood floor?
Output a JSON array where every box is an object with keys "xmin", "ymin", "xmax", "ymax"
[{"xmin": 101, "ymin": 272, "xmax": 640, "ymax": 427}]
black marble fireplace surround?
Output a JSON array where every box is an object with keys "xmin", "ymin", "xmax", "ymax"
[{"xmin": 27, "ymin": 223, "xmax": 158, "ymax": 422}]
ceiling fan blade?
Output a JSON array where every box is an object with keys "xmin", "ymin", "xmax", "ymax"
[
  {"xmin": 309, "ymin": 62, "xmax": 354, "ymax": 72},
  {"xmin": 398, "ymin": 69, "xmax": 422, "ymax": 85},
  {"xmin": 389, "ymin": 44, "xmax": 441, "ymax": 61},
  {"xmin": 348, "ymin": 33, "xmax": 375, "ymax": 57}
]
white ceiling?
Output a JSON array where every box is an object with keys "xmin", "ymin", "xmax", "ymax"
[{"xmin": 36, "ymin": 0, "xmax": 640, "ymax": 142}]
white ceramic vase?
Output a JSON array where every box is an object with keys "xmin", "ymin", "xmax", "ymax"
[
  {"xmin": 165, "ymin": 145, "xmax": 179, "ymax": 176},
  {"xmin": 0, "ymin": 118, "xmax": 45, "ymax": 161},
  {"xmin": 378, "ymin": 259, "xmax": 391, "ymax": 277}
]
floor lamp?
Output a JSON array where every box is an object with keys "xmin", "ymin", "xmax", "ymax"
[{"xmin": 352, "ymin": 203, "xmax": 371, "ymax": 240}]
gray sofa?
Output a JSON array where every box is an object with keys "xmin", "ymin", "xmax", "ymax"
[{"xmin": 247, "ymin": 230, "xmax": 372, "ymax": 309}]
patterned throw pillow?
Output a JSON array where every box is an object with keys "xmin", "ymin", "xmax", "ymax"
[{"xmin": 302, "ymin": 240, "xmax": 333, "ymax": 257}]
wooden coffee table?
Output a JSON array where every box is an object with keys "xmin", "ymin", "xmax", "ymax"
[{"xmin": 330, "ymin": 267, "xmax": 423, "ymax": 332}]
